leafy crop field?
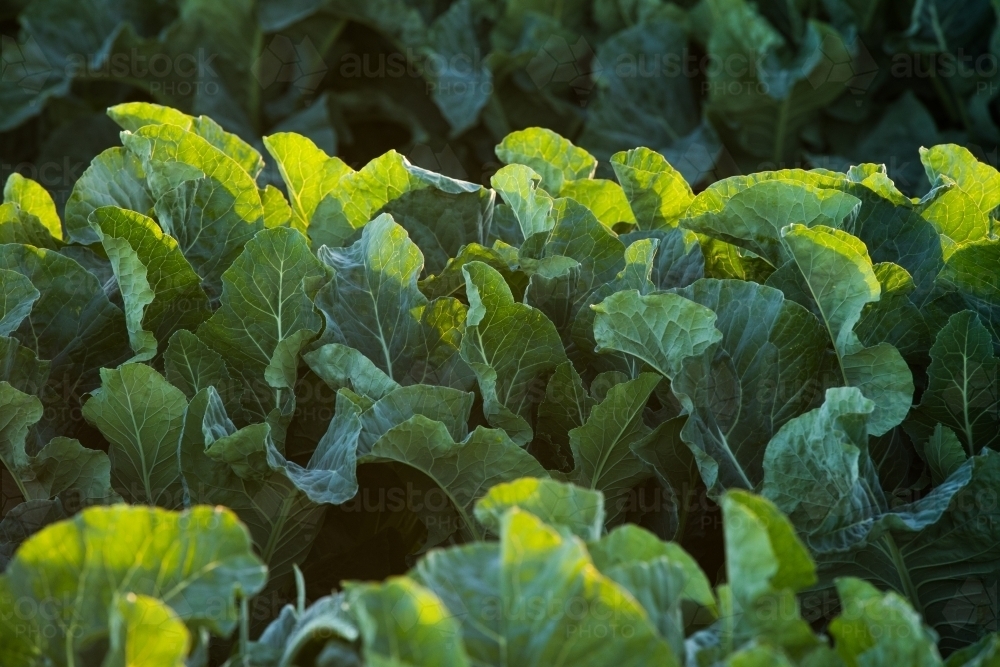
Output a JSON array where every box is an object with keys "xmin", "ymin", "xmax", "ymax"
[
  {"xmin": 4, "ymin": 0, "xmax": 1000, "ymax": 194},
  {"xmin": 0, "ymin": 98, "xmax": 997, "ymax": 665}
]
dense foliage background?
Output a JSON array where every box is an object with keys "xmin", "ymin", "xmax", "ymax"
[
  {"xmin": 4, "ymin": 0, "xmax": 1000, "ymax": 199},
  {"xmin": 1, "ymin": 1, "xmax": 999, "ymax": 666}
]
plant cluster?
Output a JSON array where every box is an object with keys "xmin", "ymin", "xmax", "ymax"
[
  {"xmin": 0, "ymin": 102, "xmax": 998, "ymax": 665},
  {"xmin": 3, "ymin": 0, "xmax": 1000, "ymax": 196}
]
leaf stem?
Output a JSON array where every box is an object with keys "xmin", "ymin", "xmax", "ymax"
[
  {"xmin": 239, "ymin": 590, "xmax": 250, "ymax": 661},
  {"xmin": 0, "ymin": 456, "xmax": 31, "ymax": 501},
  {"xmin": 962, "ymin": 347, "xmax": 975, "ymax": 457},
  {"xmin": 882, "ymin": 532, "xmax": 923, "ymax": 615}
]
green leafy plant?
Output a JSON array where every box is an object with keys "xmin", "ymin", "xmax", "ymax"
[
  {"xmin": 4, "ymin": 0, "xmax": 1000, "ymax": 200},
  {"xmin": 0, "ymin": 102, "xmax": 998, "ymax": 665}
]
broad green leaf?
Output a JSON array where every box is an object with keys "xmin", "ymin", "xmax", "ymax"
[
  {"xmin": 247, "ymin": 594, "xmax": 359, "ymax": 667},
  {"xmin": 525, "ymin": 198, "xmax": 627, "ymax": 339},
  {"xmin": 700, "ymin": 235, "xmax": 775, "ymax": 283},
  {"xmin": 98, "ymin": 230, "xmax": 156, "ymax": 362},
  {"xmin": 304, "ymin": 343, "xmax": 400, "ymax": 401},
  {"xmin": 841, "ymin": 343, "xmax": 915, "ymax": 439},
  {"xmin": 0, "ymin": 268, "xmax": 38, "ymax": 336},
  {"xmin": 490, "ymin": 164, "xmax": 554, "ymax": 238},
  {"xmin": 518, "ymin": 257, "xmax": 583, "ymax": 342},
  {"xmin": 315, "ymin": 214, "xmax": 470, "ymax": 389},
  {"xmin": 111, "ymin": 0, "xmax": 262, "ymax": 126},
  {"xmin": 305, "ymin": 149, "xmax": 415, "ymax": 247},
  {"xmin": 64, "ymin": 147, "xmax": 154, "ymax": 245},
  {"xmin": 837, "ymin": 188, "xmax": 945, "ymax": 307},
  {"xmin": 355, "ymin": 385, "xmax": 474, "ymax": 454},
  {"xmin": 109, "ymin": 101, "xmax": 264, "ymax": 178},
  {"xmin": 845, "ymin": 164, "xmax": 911, "ymax": 206},
  {"xmin": 124, "ymin": 123, "xmax": 265, "ymax": 297},
  {"xmin": 0, "ymin": 244, "xmax": 129, "ymax": 443},
  {"xmin": 473, "ymin": 477, "xmax": 605, "ymax": 541},
  {"xmin": 831, "ymin": 578, "xmax": 942, "ymax": 667},
  {"xmin": 611, "ymin": 147, "xmax": 693, "ymax": 229},
  {"xmin": 721, "ymin": 490, "xmax": 816, "ymax": 604},
  {"xmin": 410, "ymin": 508, "xmax": 677, "ymax": 666},
  {"xmin": 541, "ymin": 198, "xmax": 626, "ymax": 287},
  {"xmin": 198, "ymin": 227, "xmax": 327, "ymax": 422},
  {"xmin": 0, "ymin": 382, "xmax": 117, "ymax": 506},
  {"xmin": 3, "ymin": 173, "xmax": 61, "ymax": 240},
  {"xmin": 265, "ymin": 390, "xmax": 364, "ymax": 505},
  {"xmin": 781, "ymin": 224, "xmax": 913, "ymax": 434},
  {"xmin": 91, "ymin": 206, "xmax": 211, "ymax": 361},
  {"xmin": 265, "ymin": 328, "xmax": 318, "ymax": 393},
  {"xmin": 724, "ymin": 644, "xmax": 797, "ymax": 667},
  {"xmin": 377, "ymin": 166, "xmax": 495, "ymax": 275},
  {"xmin": 911, "ymin": 311, "xmax": 999, "ymax": 454},
  {"xmin": 82, "ymin": 364, "xmax": 187, "ymax": 506},
  {"xmin": 424, "ymin": 0, "xmax": 492, "ymax": 134},
  {"xmin": 702, "ymin": 0, "xmax": 849, "ymax": 162},
  {"xmin": 21, "ymin": 436, "xmax": 118, "ymax": 507},
  {"xmin": 559, "ymin": 178, "xmax": 636, "ymax": 229},
  {"xmin": 917, "ymin": 178, "xmax": 990, "ymax": 256},
  {"xmin": 669, "ymin": 279, "xmax": 828, "ymax": 493},
  {"xmin": 0, "ymin": 336, "xmax": 50, "ymax": 398},
  {"xmin": 460, "ymin": 261, "xmax": 566, "ymax": 444},
  {"xmin": 418, "ymin": 242, "xmax": 527, "ymax": 302},
  {"xmin": 569, "ymin": 373, "xmax": 660, "ymax": 524},
  {"xmin": 579, "ymin": 17, "xmax": 702, "ymax": 177},
  {"xmin": 495, "ymin": 127, "xmax": 597, "ymax": 192},
  {"xmin": 938, "ymin": 241, "xmax": 1000, "ymax": 345},
  {"xmin": 855, "ymin": 263, "xmax": 931, "ymax": 360},
  {"xmin": 589, "ymin": 524, "xmax": 715, "ymax": 653},
  {"xmin": 345, "ymin": 577, "xmax": 471, "ymax": 667},
  {"xmin": 924, "ymin": 424, "xmax": 967, "ymax": 486},
  {"xmin": 163, "ymin": 329, "xmax": 234, "ymax": 403},
  {"xmin": 591, "ymin": 289, "xmax": 723, "ymax": 380},
  {"xmin": 263, "ymin": 132, "xmax": 354, "ymax": 236},
  {"xmin": 683, "ymin": 167, "xmax": 944, "ymax": 303},
  {"xmin": 681, "ymin": 179, "xmax": 861, "ymax": 268},
  {"xmin": 613, "ymin": 237, "xmax": 660, "ymax": 292},
  {"xmin": 103, "ymin": 593, "xmax": 190, "ymax": 667},
  {"xmin": 588, "ymin": 524, "xmax": 715, "ymax": 608},
  {"xmin": 630, "ymin": 416, "xmax": 700, "ymax": 540},
  {"xmin": 814, "ymin": 450, "xmax": 1000, "ymax": 651},
  {"xmin": 488, "ymin": 203, "xmax": 524, "ymax": 246},
  {"xmin": 569, "ymin": 237, "xmax": 660, "ymax": 375},
  {"xmin": 0, "ymin": 202, "xmax": 59, "ymax": 248},
  {"xmin": 920, "ymin": 144, "xmax": 1000, "ymax": 218},
  {"xmin": 287, "ymin": 148, "xmax": 491, "ymax": 256},
  {"xmin": 764, "ymin": 386, "xmax": 975, "ymax": 557},
  {"xmin": 0, "ymin": 575, "xmax": 39, "ymax": 666},
  {"xmin": 0, "ymin": 504, "xmax": 266, "ymax": 663},
  {"xmin": 362, "ymin": 415, "xmax": 548, "ymax": 540},
  {"xmin": 205, "ymin": 423, "xmax": 273, "ymax": 480},
  {"xmin": 0, "ymin": 381, "xmax": 42, "ymax": 497},
  {"xmin": 944, "ymin": 634, "xmax": 1000, "ymax": 667},
  {"xmin": 0, "ymin": 500, "xmax": 67, "ymax": 573},
  {"xmin": 533, "ymin": 360, "xmax": 594, "ymax": 470},
  {"xmin": 260, "ymin": 184, "xmax": 292, "ymax": 229},
  {"xmin": 901, "ymin": 0, "xmax": 994, "ymax": 55},
  {"xmin": 762, "ymin": 387, "xmax": 879, "ymax": 550},
  {"xmin": 178, "ymin": 388, "xmax": 327, "ymax": 587}
]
